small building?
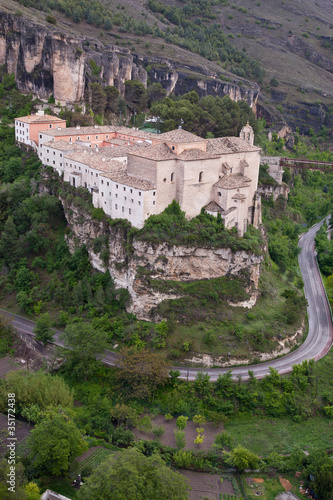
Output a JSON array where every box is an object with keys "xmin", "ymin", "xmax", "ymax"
[{"xmin": 15, "ymin": 111, "xmax": 66, "ymax": 149}]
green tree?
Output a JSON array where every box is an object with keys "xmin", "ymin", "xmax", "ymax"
[
  {"xmin": 225, "ymin": 444, "xmax": 259, "ymax": 473},
  {"xmin": 117, "ymin": 348, "xmax": 170, "ymax": 401},
  {"xmin": 105, "ymin": 85, "xmax": 120, "ymax": 114},
  {"xmin": 124, "ymin": 80, "xmax": 147, "ymax": 113},
  {"xmin": 61, "ymin": 321, "xmax": 108, "ymax": 374},
  {"xmin": 110, "ymin": 404, "xmax": 138, "ymax": 429},
  {"xmin": 28, "ymin": 412, "xmax": 87, "ymax": 476},
  {"xmin": 0, "ymin": 371, "xmax": 73, "ymax": 415},
  {"xmin": 77, "ymin": 448, "xmax": 190, "ymax": 500},
  {"xmin": 89, "ymin": 83, "xmax": 107, "ymax": 115},
  {"xmin": 0, "ymin": 216, "xmax": 22, "ymax": 266},
  {"xmin": 33, "ymin": 313, "xmax": 53, "ymax": 344}
]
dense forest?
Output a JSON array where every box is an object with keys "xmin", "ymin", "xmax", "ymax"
[{"xmin": 0, "ymin": 76, "xmax": 333, "ymax": 498}]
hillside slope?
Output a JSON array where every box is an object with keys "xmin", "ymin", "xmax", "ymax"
[{"xmin": 0, "ymin": 0, "xmax": 332, "ymax": 131}]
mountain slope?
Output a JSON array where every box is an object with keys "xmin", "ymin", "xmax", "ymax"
[{"xmin": 0, "ymin": 0, "xmax": 332, "ymax": 131}]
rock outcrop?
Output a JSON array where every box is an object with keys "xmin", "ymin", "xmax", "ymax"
[
  {"xmin": 63, "ymin": 200, "xmax": 264, "ymax": 319},
  {"xmin": 0, "ymin": 11, "xmax": 259, "ymax": 108}
]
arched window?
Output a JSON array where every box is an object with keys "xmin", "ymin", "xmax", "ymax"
[
  {"xmin": 199, "ymin": 171, "xmax": 203, "ymax": 183},
  {"xmin": 247, "ymin": 132, "xmax": 251, "ymax": 141},
  {"xmin": 171, "ymin": 172, "xmax": 175, "ymax": 182}
]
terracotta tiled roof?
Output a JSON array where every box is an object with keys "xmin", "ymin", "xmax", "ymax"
[
  {"xmin": 156, "ymin": 129, "xmax": 206, "ymax": 143},
  {"xmin": 41, "ymin": 125, "xmax": 121, "ymax": 137},
  {"xmin": 128, "ymin": 143, "xmax": 177, "ymax": 161},
  {"xmin": 206, "ymin": 137, "xmax": 261, "ymax": 154},
  {"xmin": 205, "ymin": 201, "xmax": 223, "ymax": 212},
  {"xmin": 177, "ymin": 148, "xmax": 219, "ymax": 160},
  {"xmin": 41, "ymin": 140, "xmax": 84, "ymax": 151},
  {"xmin": 214, "ymin": 174, "xmax": 252, "ymax": 189},
  {"xmin": 65, "ymin": 151, "xmax": 126, "ymax": 172},
  {"xmin": 16, "ymin": 114, "xmax": 65, "ymax": 124},
  {"xmin": 100, "ymin": 171, "xmax": 156, "ymax": 190},
  {"xmin": 117, "ymin": 127, "xmax": 156, "ymax": 139}
]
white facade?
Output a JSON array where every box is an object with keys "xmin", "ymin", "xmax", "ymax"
[{"xmin": 14, "ymin": 116, "xmax": 262, "ymax": 235}]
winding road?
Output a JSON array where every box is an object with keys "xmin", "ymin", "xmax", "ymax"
[{"xmin": 1, "ymin": 218, "xmax": 333, "ymax": 381}]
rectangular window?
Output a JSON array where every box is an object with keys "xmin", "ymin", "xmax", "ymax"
[
  {"xmin": 96, "ymin": 173, "xmax": 98, "ymax": 177},
  {"xmin": 109, "ymin": 192, "xmax": 111, "ymax": 196},
  {"xmin": 87, "ymin": 136, "xmax": 90, "ymax": 140},
  {"xmin": 102, "ymin": 192, "xmax": 104, "ymax": 197},
  {"xmin": 139, "ymin": 192, "xmax": 141, "ymax": 196},
  {"xmin": 116, "ymin": 185, "xmax": 118, "ymax": 189},
  {"xmin": 107, "ymin": 182, "xmax": 109, "ymax": 186},
  {"xmin": 40, "ymin": 134, "xmax": 42, "ymax": 138},
  {"xmin": 115, "ymin": 204, "xmax": 118, "ymax": 210},
  {"xmin": 60, "ymin": 154, "xmax": 62, "ymax": 158},
  {"xmin": 153, "ymin": 201, "xmax": 155, "ymax": 205},
  {"xmin": 60, "ymin": 163, "xmax": 62, "ymax": 167},
  {"xmin": 69, "ymin": 138, "xmax": 72, "ymax": 142},
  {"xmin": 47, "ymin": 158, "xmax": 49, "ymax": 162},
  {"xmin": 91, "ymin": 172, "xmax": 93, "ymax": 176},
  {"xmin": 124, "ymin": 197, "xmax": 127, "ymax": 201},
  {"xmin": 115, "ymin": 194, "xmax": 118, "ymax": 198},
  {"xmin": 47, "ymin": 149, "xmax": 49, "ymax": 153},
  {"xmin": 49, "ymin": 124, "xmax": 52, "ymax": 128},
  {"xmin": 106, "ymin": 135, "xmax": 109, "ymax": 139},
  {"xmin": 122, "ymin": 207, "xmax": 124, "ymax": 213},
  {"xmin": 77, "ymin": 137, "xmax": 80, "ymax": 140},
  {"xmin": 138, "ymin": 201, "xmax": 141, "ymax": 206},
  {"xmin": 53, "ymin": 161, "xmax": 55, "ymax": 165},
  {"xmin": 123, "ymin": 187, "xmax": 126, "ymax": 191},
  {"xmin": 96, "ymin": 136, "xmax": 98, "ymax": 139},
  {"xmin": 130, "ymin": 189, "xmax": 133, "ymax": 194},
  {"xmin": 129, "ymin": 208, "xmax": 131, "ymax": 214},
  {"xmin": 153, "ymin": 192, "xmax": 156, "ymax": 196},
  {"xmin": 131, "ymin": 199, "xmax": 134, "ymax": 203},
  {"xmin": 101, "ymin": 180, "xmax": 104, "ymax": 184}
]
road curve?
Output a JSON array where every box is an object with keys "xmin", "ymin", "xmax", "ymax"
[{"xmin": 1, "ymin": 218, "xmax": 332, "ymax": 381}]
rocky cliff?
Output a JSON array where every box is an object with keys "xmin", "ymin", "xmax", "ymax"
[
  {"xmin": 62, "ymin": 200, "xmax": 264, "ymax": 320},
  {"xmin": 0, "ymin": 11, "xmax": 259, "ymax": 108}
]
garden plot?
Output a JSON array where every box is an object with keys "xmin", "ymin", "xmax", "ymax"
[
  {"xmin": 0, "ymin": 414, "xmax": 32, "ymax": 456},
  {"xmin": 179, "ymin": 471, "xmax": 234, "ymax": 500},
  {"xmin": 133, "ymin": 415, "xmax": 224, "ymax": 451}
]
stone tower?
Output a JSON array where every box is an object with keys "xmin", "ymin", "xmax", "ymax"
[{"xmin": 240, "ymin": 122, "xmax": 254, "ymax": 146}]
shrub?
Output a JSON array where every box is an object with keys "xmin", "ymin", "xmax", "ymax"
[
  {"xmin": 176, "ymin": 416, "xmax": 188, "ymax": 430},
  {"xmin": 152, "ymin": 426, "xmax": 165, "ymax": 438},
  {"xmin": 174, "ymin": 429, "xmax": 186, "ymax": 450},
  {"xmin": 111, "ymin": 429, "xmax": 135, "ymax": 447},
  {"xmin": 46, "ymin": 14, "xmax": 57, "ymax": 25}
]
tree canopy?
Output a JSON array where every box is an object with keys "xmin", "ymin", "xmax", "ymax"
[{"xmin": 77, "ymin": 448, "xmax": 190, "ymax": 500}]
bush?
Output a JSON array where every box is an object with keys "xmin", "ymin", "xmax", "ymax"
[
  {"xmin": 111, "ymin": 429, "xmax": 135, "ymax": 447},
  {"xmin": 174, "ymin": 429, "xmax": 186, "ymax": 450},
  {"xmin": 46, "ymin": 14, "xmax": 57, "ymax": 25},
  {"xmin": 152, "ymin": 425, "xmax": 165, "ymax": 438}
]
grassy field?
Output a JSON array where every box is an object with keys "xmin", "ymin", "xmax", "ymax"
[{"xmin": 226, "ymin": 415, "xmax": 333, "ymax": 456}]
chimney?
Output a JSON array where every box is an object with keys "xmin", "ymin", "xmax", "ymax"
[{"xmin": 76, "ymin": 125, "xmax": 80, "ymax": 129}]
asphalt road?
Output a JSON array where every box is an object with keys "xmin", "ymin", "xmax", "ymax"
[{"xmin": 1, "ymin": 218, "xmax": 332, "ymax": 380}]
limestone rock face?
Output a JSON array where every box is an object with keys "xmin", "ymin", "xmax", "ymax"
[
  {"xmin": 0, "ymin": 12, "xmax": 258, "ymax": 108},
  {"xmin": 63, "ymin": 201, "xmax": 264, "ymax": 320}
]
